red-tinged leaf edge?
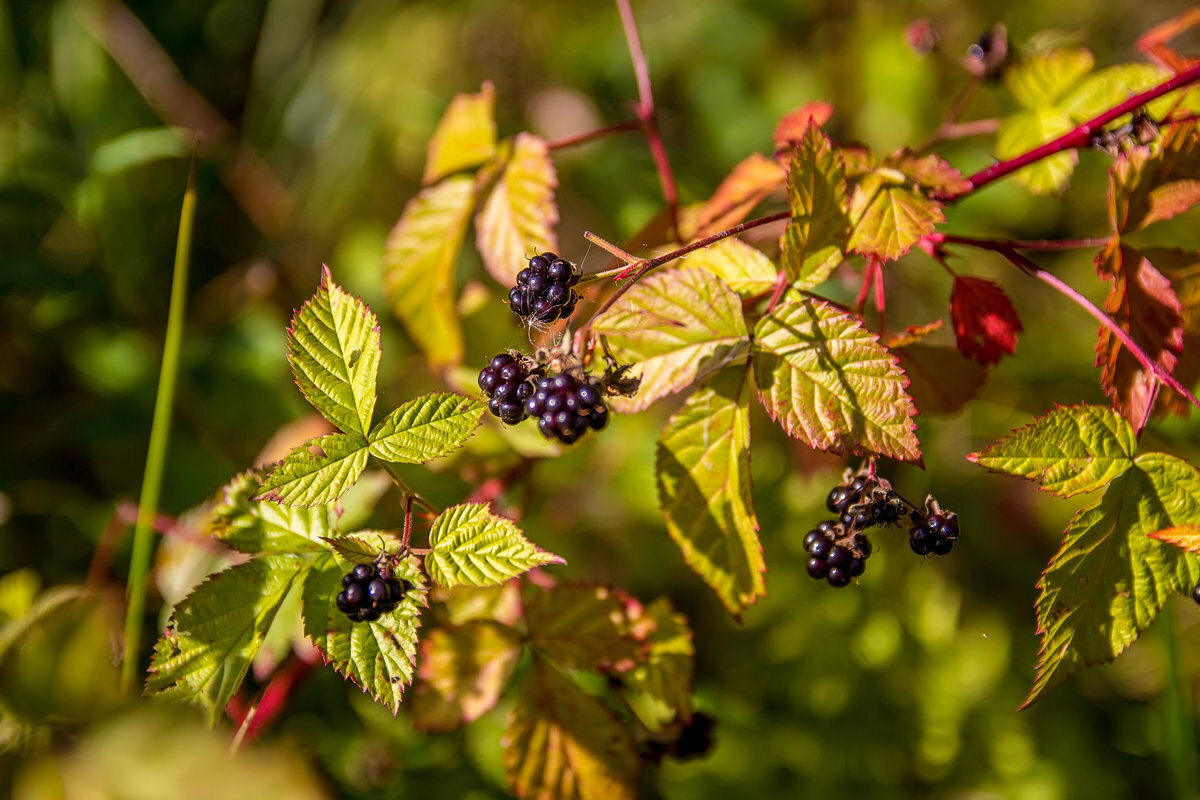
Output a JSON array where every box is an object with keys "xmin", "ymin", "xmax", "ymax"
[{"xmin": 1149, "ymin": 525, "xmax": 1200, "ymax": 552}]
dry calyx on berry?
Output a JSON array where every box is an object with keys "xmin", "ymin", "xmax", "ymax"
[
  {"xmin": 509, "ymin": 252, "xmax": 580, "ymax": 324},
  {"xmin": 336, "ymin": 561, "xmax": 413, "ymax": 623}
]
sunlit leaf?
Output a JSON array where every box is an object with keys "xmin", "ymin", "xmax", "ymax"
[
  {"xmin": 1060, "ymin": 63, "xmax": 1174, "ymax": 122},
  {"xmin": 1110, "ymin": 122, "xmax": 1200, "ymax": 233},
  {"xmin": 681, "ymin": 237, "xmax": 777, "ymax": 297},
  {"xmin": 752, "ymin": 297, "xmax": 920, "ymax": 462},
  {"xmin": 847, "ymin": 168, "xmax": 942, "ymax": 261},
  {"xmin": 213, "ymin": 469, "xmax": 335, "ymax": 554},
  {"xmin": 773, "ymin": 101, "xmax": 834, "ymax": 151},
  {"xmin": 255, "ymin": 433, "xmax": 369, "ymax": 508},
  {"xmin": 442, "ymin": 581, "xmax": 524, "ymax": 627},
  {"xmin": 411, "ymin": 621, "xmax": 523, "ymax": 732},
  {"xmin": 889, "ymin": 150, "xmax": 972, "ymax": 196},
  {"xmin": 693, "ymin": 153, "xmax": 786, "ymax": 238},
  {"xmin": 950, "ymin": 276, "xmax": 1024, "ymax": 365},
  {"xmin": 781, "ymin": 122, "xmax": 849, "ymax": 286},
  {"xmin": 524, "ymin": 584, "xmax": 643, "ymax": 673},
  {"xmin": 287, "ymin": 265, "xmax": 380, "ymax": 437},
  {"xmin": 1005, "ymin": 48, "xmax": 1094, "ymax": 108},
  {"xmin": 590, "ymin": 267, "xmax": 750, "ymax": 412},
  {"xmin": 1151, "ymin": 248, "xmax": 1200, "ymax": 416},
  {"xmin": 475, "ymin": 133, "xmax": 558, "ymax": 286},
  {"xmin": 423, "ymin": 81, "xmax": 497, "ymax": 185},
  {"xmin": 147, "ymin": 556, "xmax": 306, "ymax": 726},
  {"xmin": 368, "ymin": 392, "xmax": 486, "ymax": 464},
  {"xmin": 967, "ymin": 404, "xmax": 1137, "ymax": 498},
  {"xmin": 1023, "ymin": 452, "xmax": 1200, "ymax": 707},
  {"xmin": 995, "ymin": 108, "xmax": 1078, "ymax": 195},
  {"xmin": 656, "ymin": 366, "xmax": 764, "ymax": 616},
  {"xmin": 384, "ymin": 175, "xmax": 475, "ymax": 369},
  {"xmin": 426, "ymin": 503, "xmax": 564, "ymax": 588},
  {"xmin": 322, "ymin": 535, "xmax": 382, "ymax": 565}
]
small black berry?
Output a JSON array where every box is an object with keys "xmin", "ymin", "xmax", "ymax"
[
  {"xmin": 1192, "ymin": 582, "xmax": 1200, "ymax": 605},
  {"xmin": 352, "ymin": 564, "xmax": 373, "ymax": 582},
  {"xmin": 827, "ymin": 545, "xmax": 851, "ymax": 570},
  {"xmin": 827, "ymin": 567, "xmax": 851, "ymax": 587},
  {"xmin": 806, "ymin": 557, "xmax": 829, "ymax": 579},
  {"xmin": 808, "ymin": 535, "xmax": 832, "ymax": 560}
]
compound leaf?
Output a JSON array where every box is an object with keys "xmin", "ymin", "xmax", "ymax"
[
  {"xmin": 475, "ymin": 132, "xmax": 558, "ymax": 286},
  {"xmin": 287, "ymin": 266, "xmax": 380, "ymax": 437},
  {"xmin": 255, "ymin": 433, "xmax": 369, "ymax": 508},
  {"xmin": 781, "ymin": 122, "xmax": 849, "ymax": 286},
  {"xmin": 590, "ymin": 267, "xmax": 750, "ymax": 413},
  {"xmin": 752, "ymin": 297, "xmax": 920, "ymax": 462},
  {"xmin": 950, "ymin": 276, "xmax": 1024, "ymax": 365},
  {"xmin": 368, "ymin": 392, "xmax": 486, "ymax": 464},
  {"xmin": 656, "ymin": 366, "xmax": 764, "ymax": 616},
  {"xmin": 147, "ymin": 555, "xmax": 305, "ymax": 726},
  {"xmin": 302, "ymin": 552, "xmax": 426, "ymax": 715},
  {"xmin": 213, "ymin": 469, "xmax": 336, "ymax": 554},
  {"xmin": 524, "ymin": 583, "xmax": 643, "ymax": 673},
  {"xmin": 847, "ymin": 168, "xmax": 942, "ymax": 262},
  {"xmin": 773, "ymin": 101, "xmax": 834, "ymax": 150},
  {"xmin": 423, "ymin": 81, "xmax": 497, "ymax": 185},
  {"xmin": 1023, "ymin": 452, "xmax": 1200, "ymax": 707},
  {"xmin": 503, "ymin": 659, "xmax": 638, "ymax": 800},
  {"xmin": 384, "ymin": 175, "xmax": 474, "ymax": 369},
  {"xmin": 411, "ymin": 620, "xmax": 523, "ymax": 732},
  {"xmin": 1150, "ymin": 248, "xmax": 1200, "ymax": 415},
  {"xmin": 682, "ymin": 237, "xmax": 778, "ymax": 297},
  {"xmin": 967, "ymin": 404, "xmax": 1137, "ymax": 497},
  {"xmin": 426, "ymin": 503, "xmax": 564, "ymax": 588}
]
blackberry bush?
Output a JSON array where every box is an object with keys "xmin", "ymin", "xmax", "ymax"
[{"xmin": 508, "ymin": 252, "xmax": 581, "ymax": 324}]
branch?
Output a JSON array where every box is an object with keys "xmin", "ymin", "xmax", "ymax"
[{"xmin": 546, "ymin": 119, "xmax": 641, "ymax": 151}]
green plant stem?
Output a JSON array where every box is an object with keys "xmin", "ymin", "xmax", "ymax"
[
  {"xmin": 121, "ymin": 159, "xmax": 196, "ymax": 690},
  {"xmin": 1160, "ymin": 601, "xmax": 1198, "ymax": 800},
  {"xmin": 377, "ymin": 460, "xmax": 437, "ymax": 514}
]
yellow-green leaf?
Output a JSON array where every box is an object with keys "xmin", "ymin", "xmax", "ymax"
[
  {"xmin": 524, "ymin": 583, "xmax": 643, "ymax": 673},
  {"xmin": 995, "ymin": 108, "xmax": 1078, "ymax": 195},
  {"xmin": 368, "ymin": 392, "xmax": 486, "ymax": 464},
  {"xmin": 423, "ymin": 81, "xmax": 497, "ymax": 185},
  {"xmin": 1005, "ymin": 48, "xmax": 1094, "ymax": 109},
  {"xmin": 781, "ymin": 122, "xmax": 849, "ymax": 286},
  {"xmin": 425, "ymin": 503, "xmax": 564, "ymax": 588},
  {"xmin": 411, "ymin": 620, "xmax": 523, "ymax": 732},
  {"xmin": 683, "ymin": 238, "xmax": 778, "ymax": 298},
  {"xmin": 213, "ymin": 469, "xmax": 336, "ymax": 554},
  {"xmin": 475, "ymin": 132, "xmax": 558, "ymax": 286},
  {"xmin": 847, "ymin": 169, "xmax": 943, "ymax": 261},
  {"xmin": 622, "ymin": 597, "xmax": 694, "ymax": 718},
  {"xmin": 255, "ymin": 433, "xmax": 369, "ymax": 508}
]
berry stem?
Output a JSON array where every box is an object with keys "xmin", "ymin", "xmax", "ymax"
[
  {"xmin": 377, "ymin": 461, "xmax": 438, "ymax": 515},
  {"xmin": 546, "ymin": 119, "xmax": 642, "ymax": 151},
  {"xmin": 401, "ymin": 494, "xmax": 414, "ymax": 552}
]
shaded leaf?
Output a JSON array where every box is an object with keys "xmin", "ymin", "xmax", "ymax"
[
  {"xmin": 255, "ymin": 433, "xmax": 369, "ymax": 508},
  {"xmin": 656, "ymin": 366, "xmax": 764, "ymax": 616},
  {"xmin": 752, "ymin": 297, "xmax": 920, "ymax": 462},
  {"xmin": 411, "ymin": 621, "xmax": 523, "ymax": 732},
  {"xmin": 301, "ymin": 552, "xmax": 426, "ymax": 715},
  {"xmin": 423, "ymin": 81, "xmax": 497, "ymax": 185},
  {"xmin": 442, "ymin": 581, "xmax": 523, "ymax": 627},
  {"xmin": 147, "ymin": 555, "xmax": 305, "ymax": 726},
  {"xmin": 1150, "ymin": 248, "xmax": 1200, "ymax": 415},
  {"xmin": 287, "ymin": 266, "xmax": 380, "ymax": 437},
  {"xmin": 781, "ymin": 123, "xmax": 849, "ymax": 286},
  {"xmin": 621, "ymin": 596, "xmax": 694, "ymax": 718},
  {"xmin": 322, "ymin": 535, "xmax": 381, "ymax": 565},
  {"xmin": 967, "ymin": 404, "xmax": 1137, "ymax": 498},
  {"xmin": 476, "ymin": 133, "xmax": 558, "ymax": 286},
  {"xmin": 1110, "ymin": 122, "xmax": 1200, "ymax": 233},
  {"xmin": 773, "ymin": 101, "xmax": 834, "ymax": 151},
  {"xmin": 950, "ymin": 276, "xmax": 1024, "ymax": 365},
  {"xmin": 1005, "ymin": 48, "xmax": 1094, "ymax": 108},
  {"xmin": 426, "ymin": 503, "xmax": 564, "ymax": 588},
  {"xmin": 894, "ymin": 344, "xmax": 987, "ymax": 416},
  {"xmin": 213, "ymin": 469, "xmax": 335, "ymax": 554},
  {"xmin": 524, "ymin": 584, "xmax": 643, "ymax": 673},
  {"xmin": 384, "ymin": 175, "xmax": 474, "ymax": 369},
  {"xmin": 889, "ymin": 150, "xmax": 972, "ymax": 196},
  {"xmin": 590, "ymin": 267, "xmax": 750, "ymax": 412},
  {"xmin": 368, "ymin": 392, "xmax": 486, "ymax": 464},
  {"xmin": 847, "ymin": 168, "xmax": 942, "ymax": 261},
  {"xmin": 681, "ymin": 237, "xmax": 778, "ymax": 297},
  {"xmin": 995, "ymin": 108, "xmax": 1078, "ymax": 195},
  {"xmin": 503, "ymin": 659, "xmax": 637, "ymax": 800},
  {"xmin": 1095, "ymin": 241, "xmax": 1184, "ymax": 425},
  {"xmin": 1023, "ymin": 453, "xmax": 1200, "ymax": 707},
  {"xmin": 693, "ymin": 153, "xmax": 786, "ymax": 238}
]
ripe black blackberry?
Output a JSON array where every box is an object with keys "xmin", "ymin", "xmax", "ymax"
[
  {"xmin": 908, "ymin": 510, "xmax": 959, "ymax": 556},
  {"xmin": 826, "ymin": 476, "xmax": 870, "ymax": 515},
  {"xmin": 478, "ymin": 352, "xmax": 537, "ymax": 425},
  {"xmin": 336, "ymin": 561, "xmax": 413, "ymax": 623},
  {"xmin": 1193, "ymin": 580, "xmax": 1200, "ymax": 606},
  {"xmin": 508, "ymin": 252, "xmax": 581, "ymax": 324},
  {"xmin": 803, "ymin": 521, "xmax": 869, "ymax": 587},
  {"xmin": 524, "ymin": 371, "xmax": 608, "ymax": 444}
]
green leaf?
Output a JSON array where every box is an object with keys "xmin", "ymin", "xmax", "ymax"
[
  {"xmin": 147, "ymin": 555, "xmax": 305, "ymax": 725},
  {"xmin": 656, "ymin": 366, "xmax": 764, "ymax": 616},
  {"xmin": 1060, "ymin": 63, "xmax": 1171, "ymax": 122},
  {"xmin": 683, "ymin": 237, "xmax": 778, "ymax": 298},
  {"xmin": 524, "ymin": 584, "xmax": 643, "ymax": 672},
  {"xmin": 411, "ymin": 620, "xmax": 523, "ymax": 732},
  {"xmin": 1005, "ymin": 48, "xmax": 1094, "ymax": 108},
  {"xmin": 287, "ymin": 265, "xmax": 380, "ymax": 437},
  {"xmin": 590, "ymin": 267, "xmax": 750, "ymax": 412},
  {"xmin": 425, "ymin": 503, "xmax": 564, "ymax": 588},
  {"xmin": 752, "ymin": 297, "xmax": 920, "ymax": 462},
  {"xmin": 503, "ymin": 659, "xmax": 638, "ymax": 800},
  {"xmin": 967, "ymin": 404, "xmax": 1137, "ymax": 498},
  {"xmin": 302, "ymin": 552, "xmax": 426, "ymax": 715},
  {"xmin": 1023, "ymin": 453, "xmax": 1200, "ymax": 707},
  {"xmin": 384, "ymin": 175, "xmax": 474, "ymax": 369},
  {"xmin": 995, "ymin": 108, "xmax": 1078, "ymax": 195},
  {"xmin": 213, "ymin": 470, "xmax": 335, "ymax": 554},
  {"xmin": 846, "ymin": 168, "xmax": 943, "ymax": 261},
  {"xmin": 423, "ymin": 81, "xmax": 497, "ymax": 185},
  {"xmin": 475, "ymin": 132, "xmax": 558, "ymax": 286},
  {"xmin": 322, "ymin": 534, "xmax": 383, "ymax": 564},
  {"xmin": 368, "ymin": 392, "xmax": 486, "ymax": 464},
  {"xmin": 255, "ymin": 433, "xmax": 369, "ymax": 508},
  {"xmin": 781, "ymin": 122, "xmax": 849, "ymax": 286},
  {"xmin": 622, "ymin": 598, "xmax": 694, "ymax": 718}
]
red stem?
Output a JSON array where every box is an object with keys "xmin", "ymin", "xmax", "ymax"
[
  {"xmin": 401, "ymin": 495, "xmax": 413, "ymax": 552},
  {"xmin": 936, "ymin": 233, "xmax": 1111, "ymax": 251},
  {"xmin": 943, "ymin": 62, "xmax": 1200, "ymax": 200},
  {"xmin": 546, "ymin": 119, "xmax": 641, "ymax": 151}
]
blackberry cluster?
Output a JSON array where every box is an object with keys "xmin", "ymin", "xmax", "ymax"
[
  {"xmin": 509, "ymin": 252, "xmax": 580, "ymax": 324},
  {"xmin": 908, "ymin": 510, "xmax": 959, "ymax": 556},
  {"xmin": 803, "ymin": 521, "xmax": 870, "ymax": 587},
  {"xmin": 525, "ymin": 373, "xmax": 609, "ymax": 444},
  {"xmin": 336, "ymin": 562, "xmax": 412, "ymax": 623},
  {"xmin": 478, "ymin": 352, "xmax": 537, "ymax": 425},
  {"xmin": 827, "ymin": 475, "xmax": 907, "ymax": 531}
]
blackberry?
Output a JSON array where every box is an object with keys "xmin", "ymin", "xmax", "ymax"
[
  {"xmin": 1193, "ymin": 581, "xmax": 1200, "ymax": 606},
  {"xmin": 524, "ymin": 371, "xmax": 608, "ymax": 444},
  {"xmin": 336, "ymin": 561, "xmax": 414, "ymax": 623},
  {"xmin": 908, "ymin": 510, "xmax": 958, "ymax": 557},
  {"xmin": 826, "ymin": 476, "xmax": 871, "ymax": 515},
  {"xmin": 669, "ymin": 712, "xmax": 716, "ymax": 760},
  {"xmin": 509, "ymin": 252, "xmax": 581, "ymax": 324},
  {"xmin": 478, "ymin": 352, "xmax": 538, "ymax": 425},
  {"xmin": 802, "ymin": 521, "xmax": 872, "ymax": 587}
]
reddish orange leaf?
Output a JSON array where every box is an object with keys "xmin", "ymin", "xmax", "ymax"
[
  {"xmin": 1137, "ymin": 8, "xmax": 1200, "ymax": 71},
  {"xmin": 773, "ymin": 101, "xmax": 834, "ymax": 151},
  {"xmin": 1149, "ymin": 525, "xmax": 1200, "ymax": 553},
  {"xmin": 1147, "ymin": 248, "xmax": 1200, "ymax": 416},
  {"xmin": 693, "ymin": 153, "xmax": 786, "ymax": 238},
  {"xmin": 950, "ymin": 276, "xmax": 1024, "ymax": 365},
  {"xmin": 1110, "ymin": 122, "xmax": 1200, "ymax": 233}
]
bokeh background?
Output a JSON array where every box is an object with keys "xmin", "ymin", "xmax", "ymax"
[{"xmin": 4, "ymin": 0, "xmax": 1200, "ymax": 797}]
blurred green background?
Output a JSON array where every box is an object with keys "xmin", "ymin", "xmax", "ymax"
[{"xmin": 4, "ymin": 0, "xmax": 1200, "ymax": 797}]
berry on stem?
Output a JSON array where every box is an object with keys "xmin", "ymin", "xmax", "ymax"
[{"xmin": 509, "ymin": 252, "xmax": 581, "ymax": 324}]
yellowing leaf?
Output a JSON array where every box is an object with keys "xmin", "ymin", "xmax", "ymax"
[
  {"xmin": 423, "ymin": 82, "xmax": 497, "ymax": 185},
  {"xmin": 411, "ymin": 621, "xmax": 523, "ymax": 732},
  {"xmin": 590, "ymin": 267, "xmax": 750, "ymax": 413},
  {"xmin": 425, "ymin": 503, "xmax": 564, "ymax": 588},
  {"xmin": 621, "ymin": 598, "xmax": 694, "ymax": 718},
  {"xmin": 524, "ymin": 584, "xmax": 643, "ymax": 673},
  {"xmin": 681, "ymin": 238, "xmax": 777, "ymax": 297},
  {"xmin": 1060, "ymin": 63, "xmax": 1173, "ymax": 122},
  {"xmin": 475, "ymin": 133, "xmax": 559, "ymax": 286},
  {"xmin": 656, "ymin": 366, "xmax": 764, "ymax": 617},
  {"xmin": 782, "ymin": 123, "xmax": 849, "ymax": 285},
  {"xmin": 1005, "ymin": 48, "xmax": 1094, "ymax": 109},
  {"xmin": 995, "ymin": 108, "xmax": 1078, "ymax": 195},
  {"xmin": 752, "ymin": 297, "xmax": 920, "ymax": 462},
  {"xmin": 368, "ymin": 392, "xmax": 486, "ymax": 464},
  {"xmin": 847, "ymin": 169, "xmax": 942, "ymax": 261},
  {"xmin": 384, "ymin": 175, "xmax": 475, "ymax": 369},
  {"xmin": 255, "ymin": 433, "xmax": 369, "ymax": 508}
]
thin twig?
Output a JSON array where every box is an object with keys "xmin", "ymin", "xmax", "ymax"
[
  {"xmin": 936, "ymin": 233, "xmax": 1111, "ymax": 251},
  {"xmin": 401, "ymin": 495, "xmax": 414, "ymax": 551},
  {"xmin": 546, "ymin": 119, "xmax": 641, "ymax": 151}
]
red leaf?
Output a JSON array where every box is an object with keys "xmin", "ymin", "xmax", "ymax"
[
  {"xmin": 950, "ymin": 276, "xmax": 1024, "ymax": 365},
  {"xmin": 773, "ymin": 101, "xmax": 834, "ymax": 151},
  {"xmin": 1095, "ymin": 241, "xmax": 1184, "ymax": 424}
]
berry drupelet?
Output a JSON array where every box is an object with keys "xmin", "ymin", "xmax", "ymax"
[
  {"xmin": 478, "ymin": 352, "xmax": 537, "ymax": 425},
  {"xmin": 336, "ymin": 561, "xmax": 413, "ymax": 623},
  {"xmin": 509, "ymin": 252, "xmax": 581, "ymax": 324},
  {"xmin": 524, "ymin": 372, "xmax": 609, "ymax": 444},
  {"xmin": 908, "ymin": 510, "xmax": 959, "ymax": 556}
]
